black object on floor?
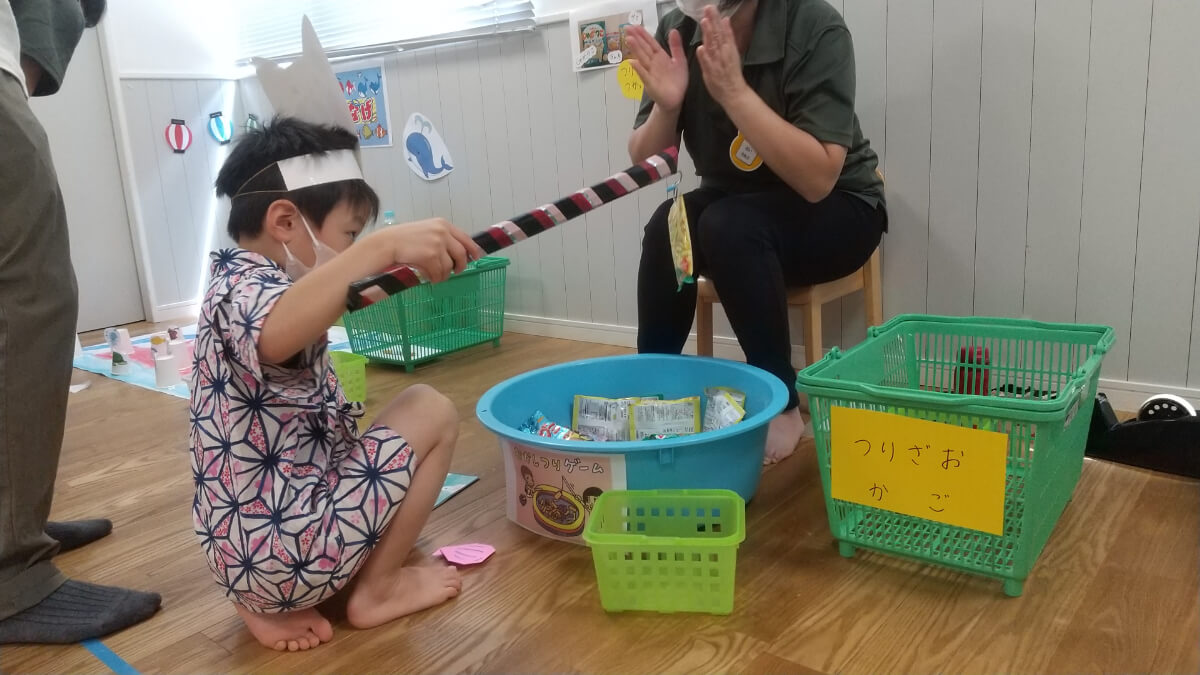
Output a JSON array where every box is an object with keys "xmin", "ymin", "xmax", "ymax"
[{"xmin": 1085, "ymin": 393, "xmax": 1200, "ymax": 479}]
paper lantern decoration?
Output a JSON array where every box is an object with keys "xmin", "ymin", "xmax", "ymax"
[
  {"xmin": 165, "ymin": 118, "xmax": 192, "ymax": 154},
  {"xmin": 207, "ymin": 112, "xmax": 233, "ymax": 144}
]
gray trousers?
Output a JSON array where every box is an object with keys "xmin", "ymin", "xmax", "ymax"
[{"xmin": 0, "ymin": 71, "xmax": 77, "ymax": 619}]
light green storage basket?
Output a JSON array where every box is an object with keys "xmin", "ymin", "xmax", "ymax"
[
  {"xmin": 583, "ymin": 489, "xmax": 746, "ymax": 615},
  {"xmin": 329, "ymin": 351, "xmax": 368, "ymax": 402},
  {"xmin": 342, "ymin": 257, "xmax": 509, "ymax": 372},
  {"xmin": 796, "ymin": 314, "xmax": 1114, "ymax": 596}
]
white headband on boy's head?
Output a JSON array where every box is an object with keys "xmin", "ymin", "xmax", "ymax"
[
  {"xmin": 277, "ymin": 150, "xmax": 363, "ymax": 189},
  {"xmin": 232, "ymin": 149, "xmax": 365, "ymax": 198},
  {"xmin": 236, "ymin": 14, "xmax": 363, "ymax": 197}
]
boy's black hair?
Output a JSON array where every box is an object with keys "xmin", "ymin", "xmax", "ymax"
[
  {"xmin": 582, "ymin": 487, "xmax": 603, "ymax": 500},
  {"xmin": 215, "ymin": 116, "xmax": 380, "ymax": 241}
]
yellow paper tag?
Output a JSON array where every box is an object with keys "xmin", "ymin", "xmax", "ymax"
[
  {"xmin": 618, "ymin": 60, "xmax": 644, "ymax": 100},
  {"xmin": 830, "ymin": 406, "xmax": 1008, "ymax": 535}
]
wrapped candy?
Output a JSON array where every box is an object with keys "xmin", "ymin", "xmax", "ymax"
[
  {"xmin": 519, "ymin": 410, "xmax": 591, "ymax": 441},
  {"xmin": 572, "ymin": 394, "xmax": 663, "ymax": 442},
  {"xmin": 702, "ymin": 387, "xmax": 747, "ymax": 432},
  {"xmin": 630, "ymin": 397, "xmax": 701, "ymax": 440},
  {"xmin": 666, "ymin": 177, "xmax": 694, "ymax": 291}
]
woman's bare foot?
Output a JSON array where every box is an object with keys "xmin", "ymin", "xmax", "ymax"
[
  {"xmin": 345, "ymin": 564, "xmax": 462, "ymax": 629},
  {"xmin": 764, "ymin": 407, "xmax": 806, "ymax": 465},
  {"xmin": 234, "ymin": 603, "xmax": 333, "ymax": 652}
]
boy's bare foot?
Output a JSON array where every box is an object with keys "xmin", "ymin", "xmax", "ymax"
[
  {"xmin": 235, "ymin": 604, "xmax": 333, "ymax": 652},
  {"xmin": 764, "ymin": 407, "xmax": 806, "ymax": 465},
  {"xmin": 345, "ymin": 564, "xmax": 462, "ymax": 630}
]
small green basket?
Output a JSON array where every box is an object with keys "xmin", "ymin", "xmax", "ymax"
[
  {"xmin": 329, "ymin": 351, "xmax": 368, "ymax": 402},
  {"xmin": 583, "ymin": 489, "xmax": 746, "ymax": 615},
  {"xmin": 343, "ymin": 257, "xmax": 510, "ymax": 372},
  {"xmin": 796, "ymin": 314, "xmax": 1114, "ymax": 596}
]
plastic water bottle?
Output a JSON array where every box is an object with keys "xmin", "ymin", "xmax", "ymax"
[{"xmin": 383, "ymin": 210, "xmax": 396, "ymax": 227}]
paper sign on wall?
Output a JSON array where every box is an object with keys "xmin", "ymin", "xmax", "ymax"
[
  {"xmin": 830, "ymin": 406, "xmax": 1008, "ymax": 535},
  {"xmin": 569, "ymin": 0, "xmax": 658, "ymax": 72},
  {"xmin": 402, "ymin": 113, "xmax": 454, "ymax": 181},
  {"xmin": 334, "ymin": 63, "xmax": 392, "ymax": 148}
]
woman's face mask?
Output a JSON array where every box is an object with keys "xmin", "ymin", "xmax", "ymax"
[
  {"xmin": 283, "ymin": 215, "xmax": 338, "ymax": 281},
  {"xmin": 675, "ymin": 0, "xmax": 740, "ymax": 22}
]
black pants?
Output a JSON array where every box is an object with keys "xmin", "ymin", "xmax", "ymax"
[{"xmin": 637, "ymin": 187, "xmax": 886, "ymax": 409}]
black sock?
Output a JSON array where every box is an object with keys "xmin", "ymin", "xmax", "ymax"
[
  {"xmin": 0, "ymin": 580, "xmax": 161, "ymax": 644},
  {"xmin": 45, "ymin": 519, "xmax": 113, "ymax": 553}
]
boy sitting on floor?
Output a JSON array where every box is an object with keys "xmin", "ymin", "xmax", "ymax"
[{"xmin": 190, "ymin": 116, "xmax": 483, "ymax": 651}]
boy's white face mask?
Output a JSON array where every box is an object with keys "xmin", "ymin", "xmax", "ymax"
[
  {"xmin": 283, "ymin": 215, "xmax": 338, "ymax": 280},
  {"xmin": 675, "ymin": 0, "xmax": 740, "ymax": 22}
]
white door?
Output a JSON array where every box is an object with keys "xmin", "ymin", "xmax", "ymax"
[{"xmin": 28, "ymin": 30, "xmax": 144, "ymax": 331}]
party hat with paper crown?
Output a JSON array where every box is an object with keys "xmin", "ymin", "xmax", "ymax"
[{"xmin": 251, "ymin": 16, "xmax": 355, "ymax": 138}]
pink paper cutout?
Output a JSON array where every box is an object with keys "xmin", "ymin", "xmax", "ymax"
[{"xmin": 434, "ymin": 543, "xmax": 495, "ymax": 566}]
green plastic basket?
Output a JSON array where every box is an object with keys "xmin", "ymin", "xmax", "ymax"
[
  {"xmin": 329, "ymin": 351, "xmax": 368, "ymax": 402},
  {"xmin": 797, "ymin": 314, "xmax": 1113, "ymax": 596},
  {"xmin": 343, "ymin": 257, "xmax": 510, "ymax": 372},
  {"xmin": 582, "ymin": 489, "xmax": 746, "ymax": 615}
]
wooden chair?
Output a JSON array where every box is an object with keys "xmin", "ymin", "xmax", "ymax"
[{"xmin": 694, "ymin": 247, "xmax": 883, "ymax": 367}]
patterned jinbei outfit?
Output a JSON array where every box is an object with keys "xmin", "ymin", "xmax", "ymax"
[{"xmin": 189, "ymin": 249, "xmax": 415, "ymax": 611}]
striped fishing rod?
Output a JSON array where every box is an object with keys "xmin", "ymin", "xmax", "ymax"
[{"xmin": 346, "ymin": 147, "xmax": 679, "ymax": 311}]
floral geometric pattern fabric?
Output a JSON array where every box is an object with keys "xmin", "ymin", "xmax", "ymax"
[{"xmin": 190, "ymin": 249, "xmax": 414, "ymax": 612}]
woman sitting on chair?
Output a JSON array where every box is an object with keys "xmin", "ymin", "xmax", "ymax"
[{"xmin": 626, "ymin": 0, "xmax": 887, "ymax": 464}]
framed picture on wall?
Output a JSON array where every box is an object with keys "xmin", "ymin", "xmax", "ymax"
[
  {"xmin": 569, "ymin": 0, "xmax": 659, "ymax": 72},
  {"xmin": 334, "ymin": 61, "xmax": 393, "ymax": 148}
]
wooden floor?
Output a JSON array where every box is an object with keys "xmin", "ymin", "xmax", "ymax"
[{"xmin": 4, "ymin": 330, "xmax": 1198, "ymax": 674}]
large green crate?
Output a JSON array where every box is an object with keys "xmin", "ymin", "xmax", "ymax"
[
  {"xmin": 343, "ymin": 257, "xmax": 510, "ymax": 372},
  {"xmin": 583, "ymin": 490, "xmax": 746, "ymax": 615},
  {"xmin": 796, "ymin": 314, "xmax": 1114, "ymax": 596}
]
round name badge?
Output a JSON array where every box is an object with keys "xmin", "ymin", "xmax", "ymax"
[{"xmin": 729, "ymin": 133, "xmax": 763, "ymax": 172}]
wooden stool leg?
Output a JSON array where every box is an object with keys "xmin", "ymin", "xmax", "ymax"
[
  {"xmin": 802, "ymin": 303, "xmax": 822, "ymax": 367},
  {"xmin": 696, "ymin": 296, "xmax": 714, "ymax": 357},
  {"xmin": 864, "ymin": 248, "xmax": 884, "ymax": 328}
]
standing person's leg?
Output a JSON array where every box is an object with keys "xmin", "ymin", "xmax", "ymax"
[
  {"xmin": 637, "ymin": 187, "xmax": 725, "ymax": 354},
  {"xmin": 697, "ymin": 190, "xmax": 884, "ymax": 463},
  {"xmin": 0, "ymin": 72, "xmax": 159, "ymax": 644}
]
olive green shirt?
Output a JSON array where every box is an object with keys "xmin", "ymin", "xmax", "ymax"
[
  {"xmin": 635, "ymin": 0, "xmax": 885, "ymax": 210},
  {"xmin": 10, "ymin": 0, "xmax": 85, "ymax": 96}
]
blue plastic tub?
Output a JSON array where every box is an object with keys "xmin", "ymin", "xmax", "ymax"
[{"xmin": 476, "ymin": 355, "xmax": 788, "ymax": 543}]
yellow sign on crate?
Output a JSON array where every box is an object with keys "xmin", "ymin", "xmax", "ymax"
[{"xmin": 830, "ymin": 407, "xmax": 1008, "ymax": 535}]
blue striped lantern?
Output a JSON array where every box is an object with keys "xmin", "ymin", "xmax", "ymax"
[{"xmin": 208, "ymin": 112, "xmax": 233, "ymax": 145}]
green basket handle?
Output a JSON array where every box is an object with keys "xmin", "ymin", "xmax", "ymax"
[{"xmin": 830, "ymin": 370, "xmax": 1091, "ymax": 418}]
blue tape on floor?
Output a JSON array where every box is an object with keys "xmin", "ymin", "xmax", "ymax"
[{"xmin": 81, "ymin": 639, "xmax": 140, "ymax": 675}]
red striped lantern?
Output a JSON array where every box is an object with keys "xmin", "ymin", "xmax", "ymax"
[{"xmin": 165, "ymin": 118, "xmax": 192, "ymax": 154}]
